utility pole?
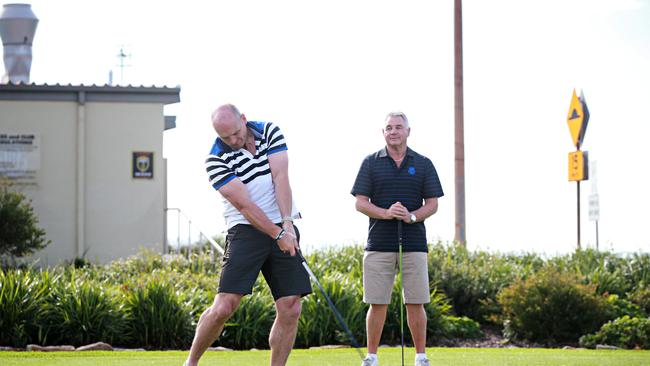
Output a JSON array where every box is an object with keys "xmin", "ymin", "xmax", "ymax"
[{"xmin": 454, "ymin": 0, "xmax": 467, "ymax": 245}]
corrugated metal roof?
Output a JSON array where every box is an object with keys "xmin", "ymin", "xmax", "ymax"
[{"xmin": 0, "ymin": 82, "xmax": 181, "ymax": 104}]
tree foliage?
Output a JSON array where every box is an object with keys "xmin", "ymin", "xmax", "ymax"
[{"xmin": 0, "ymin": 180, "xmax": 50, "ymax": 259}]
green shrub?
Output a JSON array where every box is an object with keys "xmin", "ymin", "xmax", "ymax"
[
  {"xmin": 606, "ymin": 294, "xmax": 646, "ymax": 319},
  {"xmin": 585, "ymin": 267, "xmax": 630, "ymax": 296},
  {"xmin": 297, "ymin": 271, "xmax": 366, "ymax": 348},
  {"xmin": 498, "ymin": 268, "xmax": 611, "ymax": 344},
  {"xmin": 39, "ymin": 275, "xmax": 127, "ymax": 346},
  {"xmin": 580, "ymin": 316, "xmax": 650, "ymax": 349},
  {"xmin": 123, "ymin": 278, "xmax": 193, "ymax": 349},
  {"xmin": 625, "ymin": 253, "xmax": 650, "ymax": 291},
  {"xmin": 382, "ymin": 282, "xmax": 457, "ymax": 345},
  {"xmin": 423, "ymin": 289, "xmax": 457, "ymax": 341},
  {"xmin": 178, "ymin": 274, "xmax": 219, "ymax": 323},
  {"xmin": 304, "ymin": 246, "xmax": 364, "ymax": 281},
  {"xmin": 0, "ymin": 181, "xmax": 50, "ymax": 262},
  {"xmin": 442, "ymin": 315, "xmax": 482, "ymax": 339},
  {"xmin": 218, "ymin": 284, "xmax": 276, "ymax": 350},
  {"xmin": 629, "ymin": 285, "xmax": 650, "ymax": 315},
  {"xmin": 428, "ymin": 242, "xmax": 532, "ymax": 323},
  {"xmin": 4, "ymin": 245, "xmax": 649, "ymax": 350},
  {"xmin": 0, "ymin": 269, "xmax": 51, "ymax": 346}
]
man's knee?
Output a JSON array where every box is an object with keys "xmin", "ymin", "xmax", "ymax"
[
  {"xmin": 276, "ymin": 296, "xmax": 302, "ymax": 322},
  {"xmin": 205, "ymin": 294, "xmax": 240, "ymax": 323}
]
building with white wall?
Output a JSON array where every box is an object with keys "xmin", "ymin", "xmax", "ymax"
[
  {"xmin": 0, "ymin": 83, "xmax": 180, "ymax": 264},
  {"xmin": 0, "ymin": 4, "xmax": 181, "ymax": 265}
]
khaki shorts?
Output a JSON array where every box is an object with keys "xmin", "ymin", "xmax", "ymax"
[{"xmin": 363, "ymin": 251, "xmax": 430, "ymax": 304}]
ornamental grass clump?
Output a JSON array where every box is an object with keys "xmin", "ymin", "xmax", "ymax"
[
  {"xmin": 123, "ymin": 278, "xmax": 193, "ymax": 349},
  {"xmin": 38, "ymin": 274, "xmax": 126, "ymax": 346},
  {"xmin": 0, "ymin": 269, "xmax": 50, "ymax": 347},
  {"xmin": 297, "ymin": 271, "xmax": 366, "ymax": 348},
  {"xmin": 219, "ymin": 285, "xmax": 275, "ymax": 350}
]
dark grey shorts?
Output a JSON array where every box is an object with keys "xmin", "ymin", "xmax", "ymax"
[{"xmin": 218, "ymin": 224, "xmax": 312, "ymax": 300}]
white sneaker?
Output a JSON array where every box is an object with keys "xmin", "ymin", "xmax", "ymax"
[
  {"xmin": 414, "ymin": 358, "xmax": 430, "ymax": 366},
  {"xmin": 361, "ymin": 356, "xmax": 378, "ymax": 366}
]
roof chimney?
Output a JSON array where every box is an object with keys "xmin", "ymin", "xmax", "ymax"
[{"xmin": 0, "ymin": 3, "xmax": 38, "ymax": 84}]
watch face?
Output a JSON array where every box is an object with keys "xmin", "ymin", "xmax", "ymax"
[{"xmin": 410, "ymin": 214, "xmax": 416, "ymax": 223}]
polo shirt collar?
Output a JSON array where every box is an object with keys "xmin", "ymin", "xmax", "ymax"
[
  {"xmin": 216, "ymin": 122, "xmax": 263, "ymax": 153},
  {"xmin": 246, "ymin": 122, "xmax": 264, "ymax": 140},
  {"xmin": 379, "ymin": 146, "xmax": 415, "ymax": 158}
]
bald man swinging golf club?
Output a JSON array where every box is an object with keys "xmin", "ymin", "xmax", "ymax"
[{"xmin": 184, "ymin": 104, "xmax": 311, "ymax": 366}]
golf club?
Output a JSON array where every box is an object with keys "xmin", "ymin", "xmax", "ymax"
[
  {"xmin": 296, "ymin": 250, "xmax": 365, "ymax": 360},
  {"xmin": 398, "ymin": 220, "xmax": 405, "ymax": 366}
]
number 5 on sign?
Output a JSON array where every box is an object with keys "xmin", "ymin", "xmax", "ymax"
[{"xmin": 568, "ymin": 150, "xmax": 588, "ymax": 181}]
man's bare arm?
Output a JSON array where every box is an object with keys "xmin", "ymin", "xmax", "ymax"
[
  {"xmin": 268, "ymin": 151, "xmax": 293, "ymax": 224},
  {"xmin": 219, "ymin": 178, "xmax": 282, "ymax": 237},
  {"xmin": 267, "ymin": 150, "xmax": 300, "ymax": 255},
  {"xmin": 355, "ymin": 195, "xmax": 393, "ymax": 220},
  {"xmin": 409, "ymin": 197, "xmax": 439, "ymax": 223}
]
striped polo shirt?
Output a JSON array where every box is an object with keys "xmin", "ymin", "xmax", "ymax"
[
  {"xmin": 205, "ymin": 121, "xmax": 299, "ymax": 229},
  {"xmin": 351, "ymin": 147, "xmax": 444, "ymax": 252}
]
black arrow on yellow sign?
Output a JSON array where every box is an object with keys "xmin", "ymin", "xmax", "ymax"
[{"xmin": 566, "ymin": 89, "xmax": 590, "ymax": 149}]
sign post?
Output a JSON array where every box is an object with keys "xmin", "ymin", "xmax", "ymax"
[
  {"xmin": 588, "ymin": 161, "xmax": 600, "ymax": 250},
  {"xmin": 566, "ymin": 89, "xmax": 590, "ymax": 250}
]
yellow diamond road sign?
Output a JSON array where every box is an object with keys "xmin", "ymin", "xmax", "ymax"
[{"xmin": 567, "ymin": 89, "xmax": 590, "ymax": 148}]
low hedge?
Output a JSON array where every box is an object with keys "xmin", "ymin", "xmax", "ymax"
[{"xmin": 2, "ymin": 245, "xmax": 649, "ymax": 349}]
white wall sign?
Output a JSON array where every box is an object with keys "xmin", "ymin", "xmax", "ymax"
[{"xmin": 0, "ymin": 133, "xmax": 40, "ymax": 186}]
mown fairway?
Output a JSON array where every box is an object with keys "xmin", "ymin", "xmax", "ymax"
[{"xmin": 1, "ymin": 348, "xmax": 649, "ymax": 366}]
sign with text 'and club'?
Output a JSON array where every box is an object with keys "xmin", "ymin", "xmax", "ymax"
[{"xmin": 0, "ymin": 133, "xmax": 40, "ymax": 186}]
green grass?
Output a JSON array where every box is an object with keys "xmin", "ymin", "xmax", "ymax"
[{"xmin": 1, "ymin": 348, "xmax": 649, "ymax": 366}]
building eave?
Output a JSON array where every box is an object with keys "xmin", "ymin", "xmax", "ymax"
[{"xmin": 0, "ymin": 83, "xmax": 181, "ymax": 104}]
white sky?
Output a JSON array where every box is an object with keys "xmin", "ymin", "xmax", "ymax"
[{"xmin": 17, "ymin": 0, "xmax": 650, "ymax": 254}]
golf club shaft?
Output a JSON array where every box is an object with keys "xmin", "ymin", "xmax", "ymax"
[
  {"xmin": 398, "ymin": 220, "xmax": 405, "ymax": 366},
  {"xmin": 297, "ymin": 250, "xmax": 365, "ymax": 360}
]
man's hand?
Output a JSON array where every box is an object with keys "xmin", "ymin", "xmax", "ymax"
[
  {"xmin": 387, "ymin": 201, "xmax": 410, "ymax": 222},
  {"xmin": 277, "ymin": 230, "xmax": 298, "ymax": 256},
  {"xmin": 283, "ymin": 221, "xmax": 297, "ymax": 241}
]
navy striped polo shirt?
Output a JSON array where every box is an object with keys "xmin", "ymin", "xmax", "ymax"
[
  {"xmin": 205, "ymin": 121, "xmax": 299, "ymax": 228},
  {"xmin": 351, "ymin": 147, "xmax": 444, "ymax": 252}
]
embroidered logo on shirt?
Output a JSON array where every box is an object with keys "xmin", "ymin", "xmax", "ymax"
[{"xmin": 408, "ymin": 166, "xmax": 416, "ymax": 175}]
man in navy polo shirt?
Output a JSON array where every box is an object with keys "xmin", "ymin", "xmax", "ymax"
[{"xmin": 351, "ymin": 111, "xmax": 444, "ymax": 366}]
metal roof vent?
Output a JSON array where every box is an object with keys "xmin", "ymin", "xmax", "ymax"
[{"xmin": 0, "ymin": 3, "xmax": 38, "ymax": 84}]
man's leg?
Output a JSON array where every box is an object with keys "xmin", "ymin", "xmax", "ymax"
[
  {"xmin": 363, "ymin": 251, "xmax": 396, "ymax": 357},
  {"xmin": 402, "ymin": 251, "xmax": 430, "ymax": 355},
  {"xmin": 405, "ymin": 304, "xmax": 427, "ymax": 353},
  {"xmin": 366, "ymin": 304, "xmax": 388, "ymax": 354},
  {"xmin": 185, "ymin": 293, "xmax": 242, "ymax": 366},
  {"xmin": 269, "ymin": 295, "xmax": 302, "ymax": 366}
]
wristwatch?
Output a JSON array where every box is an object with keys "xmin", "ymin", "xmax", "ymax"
[{"xmin": 409, "ymin": 213, "xmax": 417, "ymax": 224}]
